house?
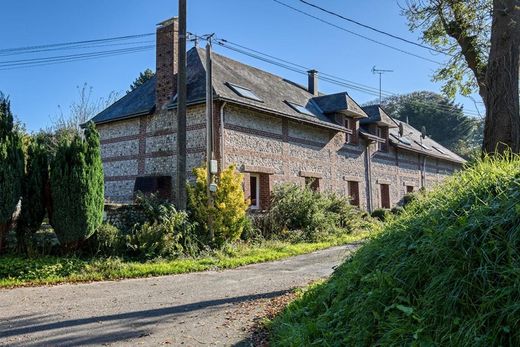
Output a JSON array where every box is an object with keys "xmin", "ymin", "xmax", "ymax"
[{"xmin": 91, "ymin": 17, "xmax": 465, "ymax": 211}]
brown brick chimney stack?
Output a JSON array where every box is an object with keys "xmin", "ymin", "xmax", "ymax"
[{"xmin": 155, "ymin": 17, "xmax": 179, "ymax": 109}]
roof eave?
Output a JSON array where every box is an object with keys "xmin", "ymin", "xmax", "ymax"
[
  {"xmin": 390, "ymin": 141, "xmax": 466, "ymax": 164},
  {"xmin": 92, "ymin": 108, "xmax": 155, "ymax": 125}
]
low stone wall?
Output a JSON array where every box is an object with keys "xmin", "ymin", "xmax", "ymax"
[{"xmin": 104, "ymin": 203, "xmax": 145, "ymax": 231}]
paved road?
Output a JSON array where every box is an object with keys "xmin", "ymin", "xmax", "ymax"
[{"xmin": 0, "ymin": 244, "xmax": 359, "ymax": 346}]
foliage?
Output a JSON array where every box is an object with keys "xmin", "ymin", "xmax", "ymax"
[
  {"xmin": 376, "ymin": 91, "xmax": 482, "ymax": 155},
  {"xmin": 258, "ymin": 184, "xmax": 376, "ymax": 242},
  {"xmin": 370, "ymin": 208, "xmax": 390, "ymax": 221},
  {"xmin": 89, "ymin": 223, "xmax": 125, "ymax": 257},
  {"xmin": 0, "ymin": 93, "xmax": 24, "ymax": 250},
  {"xmin": 50, "ymin": 122, "xmax": 104, "ymax": 249},
  {"xmin": 126, "ymin": 207, "xmax": 199, "ymax": 259},
  {"xmin": 18, "ymin": 134, "xmax": 51, "ymax": 243},
  {"xmin": 128, "ymin": 69, "xmax": 155, "ymax": 93},
  {"xmin": 271, "ymin": 154, "xmax": 520, "ymax": 346},
  {"xmin": 187, "ymin": 164, "xmax": 249, "ymax": 247}
]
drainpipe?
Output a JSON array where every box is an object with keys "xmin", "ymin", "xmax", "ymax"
[
  {"xmin": 421, "ymin": 155, "xmax": 426, "ymax": 188},
  {"xmin": 364, "ymin": 142, "xmax": 373, "ymax": 212},
  {"xmin": 219, "ymin": 102, "xmax": 227, "ymax": 170}
]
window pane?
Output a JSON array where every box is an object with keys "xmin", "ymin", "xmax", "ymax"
[{"xmin": 250, "ymin": 176, "xmax": 258, "ymax": 207}]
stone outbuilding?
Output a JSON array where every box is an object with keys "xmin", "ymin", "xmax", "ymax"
[{"xmin": 91, "ymin": 17, "xmax": 465, "ymax": 211}]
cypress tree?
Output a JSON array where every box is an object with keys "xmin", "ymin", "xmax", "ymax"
[
  {"xmin": 17, "ymin": 134, "xmax": 50, "ymax": 251},
  {"xmin": 0, "ymin": 93, "xmax": 24, "ymax": 253},
  {"xmin": 50, "ymin": 122, "xmax": 104, "ymax": 250}
]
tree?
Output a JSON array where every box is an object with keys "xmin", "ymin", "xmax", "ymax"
[
  {"xmin": 127, "ymin": 69, "xmax": 155, "ymax": 93},
  {"xmin": 376, "ymin": 91, "xmax": 482, "ymax": 155},
  {"xmin": 51, "ymin": 83, "xmax": 118, "ymax": 134},
  {"xmin": 404, "ymin": 0, "xmax": 520, "ymax": 154},
  {"xmin": 17, "ymin": 133, "xmax": 51, "ymax": 252},
  {"xmin": 50, "ymin": 122, "xmax": 104, "ymax": 250},
  {"xmin": 187, "ymin": 164, "xmax": 249, "ymax": 247},
  {"xmin": 0, "ymin": 93, "xmax": 24, "ymax": 252}
]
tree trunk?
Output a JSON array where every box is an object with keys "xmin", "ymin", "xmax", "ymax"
[
  {"xmin": 0, "ymin": 223, "xmax": 7, "ymax": 254},
  {"xmin": 483, "ymin": 0, "xmax": 520, "ymax": 154}
]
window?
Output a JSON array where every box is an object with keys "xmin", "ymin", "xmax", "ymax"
[
  {"xmin": 345, "ymin": 117, "xmax": 358, "ymax": 144},
  {"xmin": 433, "ymin": 145, "xmax": 447, "ymax": 155},
  {"xmin": 249, "ymin": 174, "xmax": 260, "ymax": 209},
  {"xmin": 406, "ymin": 185, "xmax": 414, "ymax": 194},
  {"xmin": 415, "ymin": 140, "xmax": 431, "ymax": 150},
  {"xmin": 390, "ymin": 133, "xmax": 412, "ymax": 146},
  {"xmin": 305, "ymin": 177, "xmax": 320, "ymax": 192},
  {"xmin": 226, "ymin": 83, "xmax": 263, "ymax": 102},
  {"xmin": 380, "ymin": 184, "xmax": 390, "ymax": 209},
  {"xmin": 347, "ymin": 181, "xmax": 360, "ymax": 207},
  {"xmin": 286, "ymin": 101, "xmax": 314, "ymax": 116},
  {"xmin": 376, "ymin": 127, "xmax": 388, "ymax": 152}
]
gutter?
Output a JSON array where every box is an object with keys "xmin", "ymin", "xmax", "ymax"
[{"xmin": 219, "ymin": 101, "xmax": 227, "ymax": 169}]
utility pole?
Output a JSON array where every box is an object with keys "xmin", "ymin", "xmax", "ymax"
[
  {"xmin": 371, "ymin": 66, "xmax": 393, "ymax": 104},
  {"xmin": 176, "ymin": 0, "xmax": 187, "ymax": 210},
  {"xmin": 205, "ymin": 37, "xmax": 215, "ymax": 241}
]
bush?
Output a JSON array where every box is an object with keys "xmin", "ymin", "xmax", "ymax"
[
  {"xmin": 262, "ymin": 184, "xmax": 374, "ymax": 242},
  {"xmin": 0, "ymin": 93, "xmax": 24, "ymax": 252},
  {"xmin": 187, "ymin": 164, "xmax": 249, "ymax": 247},
  {"xmin": 271, "ymin": 154, "xmax": 520, "ymax": 346},
  {"xmin": 50, "ymin": 122, "xmax": 104, "ymax": 250},
  {"xmin": 90, "ymin": 223, "xmax": 124, "ymax": 257},
  {"xmin": 371, "ymin": 208, "xmax": 390, "ymax": 221},
  {"xmin": 126, "ymin": 207, "xmax": 199, "ymax": 259}
]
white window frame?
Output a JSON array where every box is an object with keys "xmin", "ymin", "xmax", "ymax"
[{"xmin": 249, "ymin": 174, "xmax": 260, "ymax": 209}]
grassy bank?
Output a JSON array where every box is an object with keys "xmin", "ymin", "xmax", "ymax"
[
  {"xmin": 0, "ymin": 231, "xmax": 370, "ymax": 288},
  {"xmin": 271, "ymin": 155, "xmax": 520, "ymax": 346}
]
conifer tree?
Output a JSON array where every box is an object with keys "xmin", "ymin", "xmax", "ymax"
[{"xmin": 0, "ymin": 93, "xmax": 24, "ymax": 252}]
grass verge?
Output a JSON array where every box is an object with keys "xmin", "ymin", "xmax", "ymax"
[{"xmin": 0, "ymin": 231, "xmax": 370, "ymax": 288}]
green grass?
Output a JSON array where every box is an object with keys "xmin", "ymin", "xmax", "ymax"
[
  {"xmin": 271, "ymin": 154, "xmax": 520, "ymax": 347},
  {"xmin": 0, "ymin": 231, "xmax": 371, "ymax": 288}
]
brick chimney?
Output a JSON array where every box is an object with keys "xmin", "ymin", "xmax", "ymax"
[
  {"xmin": 155, "ymin": 17, "xmax": 179, "ymax": 109},
  {"xmin": 307, "ymin": 69, "xmax": 318, "ymax": 96}
]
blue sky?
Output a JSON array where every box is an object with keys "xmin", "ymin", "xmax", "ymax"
[{"xmin": 0, "ymin": 0, "xmax": 483, "ymax": 132}]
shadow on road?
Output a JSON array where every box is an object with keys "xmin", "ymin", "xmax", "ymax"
[{"xmin": 0, "ymin": 289, "xmax": 289, "ymax": 346}]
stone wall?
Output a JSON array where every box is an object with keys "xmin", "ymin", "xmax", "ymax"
[
  {"xmin": 222, "ymin": 104, "xmax": 461, "ymax": 211},
  {"xmin": 97, "ymin": 103, "xmax": 207, "ymax": 203}
]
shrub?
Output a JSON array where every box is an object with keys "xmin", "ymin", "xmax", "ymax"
[
  {"xmin": 126, "ymin": 207, "xmax": 198, "ymax": 259},
  {"xmin": 0, "ymin": 93, "xmax": 24, "ymax": 252},
  {"xmin": 272, "ymin": 154, "xmax": 520, "ymax": 346},
  {"xmin": 370, "ymin": 208, "xmax": 389, "ymax": 221},
  {"xmin": 50, "ymin": 122, "xmax": 104, "ymax": 250},
  {"xmin": 263, "ymin": 184, "xmax": 374, "ymax": 242},
  {"xmin": 17, "ymin": 134, "xmax": 51, "ymax": 251},
  {"xmin": 187, "ymin": 164, "xmax": 249, "ymax": 247},
  {"xmin": 90, "ymin": 223, "xmax": 124, "ymax": 257}
]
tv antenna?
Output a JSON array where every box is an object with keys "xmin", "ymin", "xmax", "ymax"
[{"xmin": 372, "ymin": 66, "xmax": 393, "ymax": 104}]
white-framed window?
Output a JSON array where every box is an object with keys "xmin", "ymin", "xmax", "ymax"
[{"xmin": 249, "ymin": 174, "xmax": 260, "ymax": 209}]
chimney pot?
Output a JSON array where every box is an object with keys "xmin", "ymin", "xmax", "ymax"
[{"xmin": 307, "ymin": 69, "xmax": 319, "ymax": 96}]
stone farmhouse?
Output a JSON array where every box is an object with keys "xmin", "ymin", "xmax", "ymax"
[{"xmin": 91, "ymin": 17, "xmax": 465, "ymax": 211}]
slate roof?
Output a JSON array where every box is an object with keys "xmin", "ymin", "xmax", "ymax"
[
  {"xmin": 312, "ymin": 93, "xmax": 367, "ymax": 118},
  {"xmin": 360, "ymin": 105, "xmax": 397, "ymax": 128},
  {"xmin": 387, "ymin": 118, "xmax": 466, "ymax": 163},
  {"xmin": 168, "ymin": 48, "xmax": 348, "ymax": 131},
  {"xmin": 90, "ymin": 75, "xmax": 156, "ymax": 124}
]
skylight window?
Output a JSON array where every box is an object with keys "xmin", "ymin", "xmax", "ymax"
[
  {"xmin": 433, "ymin": 145, "xmax": 447, "ymax": 155},
  {"xmin": 285, "ymin": 101, "xmax": 314, "ymax": 116},
  {"xmin": 390, "ymin": 133, "xmax": 411, "ymax": 146},
  {"xmin": 226, "ymin": 83, "xmax": 263, "ymax": 102},
  {"xmin": 415, "ymin": 140, "xmax": 430, "ymax": 150}
]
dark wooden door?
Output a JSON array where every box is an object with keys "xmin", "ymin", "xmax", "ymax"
[{"xmin": 380, "ymin": 184, "xmax": 390, "ymax": 209}]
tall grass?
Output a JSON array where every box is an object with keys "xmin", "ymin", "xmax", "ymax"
[{"xmin": 272, "ymin": 154, "xmax": 520, "ymax": 346}]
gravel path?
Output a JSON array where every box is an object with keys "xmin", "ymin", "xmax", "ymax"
[{"xmin": 0, "ymin": 244, "xmax": 359, "ymax": 346}]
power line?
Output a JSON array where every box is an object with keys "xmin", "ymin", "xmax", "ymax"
[
  {"xmin": 0, "ymin": 33, "xmax": 154, "ymax": 55},
  {"xmin": 299, "ymin": 0, "xmax": 451, "ymax": 57},
  {"xmin": 272, "ymin": 0, "xmax": 442, "ymax": 65},
  {"xmin": 209, "ymin": 36, "xmax": 480, "ymax": 117}
]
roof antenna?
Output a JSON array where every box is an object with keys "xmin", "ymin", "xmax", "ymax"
[{"xmin": 371, "ymin": 66, "xmax": 393, "ymax": 105}]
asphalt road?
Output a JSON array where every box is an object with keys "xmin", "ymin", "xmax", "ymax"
[{"xmin": 0, "ymin": 244, "xmax": 359, "ymax": 346}]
